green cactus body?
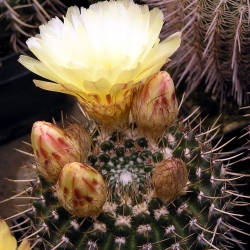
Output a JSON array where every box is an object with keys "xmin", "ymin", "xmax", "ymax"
[
  {"xmin": 139, "ymin": 0, "xmax": 250, "ymax": 105},
  {"xmin": 17, "ymin": 114, "xmax": 247, "ymax": 250}
]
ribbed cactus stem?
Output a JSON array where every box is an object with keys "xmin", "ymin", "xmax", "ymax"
[
  {"xmin": 0, "ymin": 0, "xmax": 66, "ymax": 54},
  {"xmin": 140, "ymin": 0, "xmax": 250, "ymax": 105}
]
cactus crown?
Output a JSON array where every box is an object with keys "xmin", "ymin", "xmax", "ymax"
[{"xmin": 2, "ymin": 108, "xmax": 250, "ymax": 250}]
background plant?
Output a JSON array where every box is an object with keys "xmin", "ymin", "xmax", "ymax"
[
  {"xmin": 139, "ymin": 0, "xmax": 250, "ymax": 107},
  {"xmin": 0, "ymin": 0, "xmax": 66, "ymax": 56}
]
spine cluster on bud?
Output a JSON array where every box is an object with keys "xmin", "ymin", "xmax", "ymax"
[
  {"xmin": 64, "ymin": 123, "xmax": 91, "ymax": 161},
  {"xmin": 31, "ymin": 121, "xmax": 90, "ymax": 183},
  {"xmin": 131, "ymin": 71, "xmax": 178, "ymax": 140},
  {"xmin": 152, "ymin": 157, "xmax": 188, "ymax": 202},
  {"xmin": 56, "ymin": 162, "xmax": 107, "ymax": 217}
]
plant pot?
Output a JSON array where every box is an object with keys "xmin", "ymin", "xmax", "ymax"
[{"xmin": 0, "ymin": 52, "xmax": 73, "ymax": 145}]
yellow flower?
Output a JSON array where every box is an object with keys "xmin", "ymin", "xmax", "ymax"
[
  {"xmin": 19, "ymin": 0, "xmax": 181, "ymax": 128},
  {"xmin": 0, "ymin": 219, "xmax": 30, "ymax": 250}
]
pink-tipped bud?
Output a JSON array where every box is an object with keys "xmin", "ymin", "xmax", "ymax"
[
  {"xmin": 56, "ymin": 162, "xmax": 107, "ymax": 217},
  {"xmin": 31, "ymin": 121, "xmax": 91, "ymax": 183},
  {"xmin": 152, "ymin": 158, "xmax": 188, "ymax": 202},
  {"xmin": 131, "ymin": 71, "xmax": 178, "ymax": 140}
]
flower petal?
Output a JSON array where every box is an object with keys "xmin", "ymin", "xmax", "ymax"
[
  {"xmin": 160, "ymin": 31, "xmax": 182, "ymax": 58},
  {"xmin": 17, "ymin": 239, "xmax": 30, "ymax": 250},
  {"xmin": 34, "ymin": 80, "xmax": 88, "ymax": 98},
  {"xmin": 19, "ymin": 56, "xmax": 59, "ymax": 83},
  {"xmin": 0, "ymin": 220, "xmax": 17, "ymax": 250}
]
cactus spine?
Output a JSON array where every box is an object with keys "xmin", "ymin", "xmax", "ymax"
[{"xmin": 139, "ymin": 0, "xmax": 250, "ymax": 106}]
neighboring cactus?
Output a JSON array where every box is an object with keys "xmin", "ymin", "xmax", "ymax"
[
  {"xmin": 0, "ymin": 0, "xmax": 66, "ymax": 55},
  {"xmin": 1, "ymin": 1, "xmax": 250, "ymax": 249},
  {"xmin": 139, "ymin": 0, "xmax": 250, "ymax": 106}
]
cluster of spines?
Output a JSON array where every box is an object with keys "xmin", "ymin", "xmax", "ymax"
[{"xmin": 139, "ymin": 0, "xmax": 250, "ymax": 106}]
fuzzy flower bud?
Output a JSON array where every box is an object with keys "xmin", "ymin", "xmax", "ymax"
[
  {"xmin": 152, "ymin": 158, "xmax": 188, "ymax": 202},
  {"xmin": 56, "ymin": 162, "xmax": 107, "ymax": 217},
  {"xmin": 31, "ymin": 121, "xmax": 91, "ymax": 183},
  {"xmin": 131, "ymin": 71, "xmax": 178, "ymax": 140}
]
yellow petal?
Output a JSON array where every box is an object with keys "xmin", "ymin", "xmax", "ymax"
[
  {"xmin": 18, "ymin": 56, "xmax": 58, "ymax": 83},
  {"xmin": 135, "ymin": 32, "xmax": 182, "ymax": 83},
  {"xmin": 110, "ymin": 81, "xmax": 142, "ymax": 102},
  {"xmin": 17, "ymin": 239, "xmax": 30, "ymax": 250},
  {"xmin": 0, "ymin": 220, "xmax": 17, "ymax": 250},
  {"xmin": 160, "ymin": 31, "xmax": 182, "ymax": 58},
  {"xmin": 34, "ymin": 80, "xmax": 80, "ymax": 95},
  {"xmin": 115, "ymin": 65, "xmax": 142, "ymax": 84}
]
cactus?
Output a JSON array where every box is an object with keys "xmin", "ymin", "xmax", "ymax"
[
  {"xmin": 0, "ymin": 0, "xmax": 66, "ymax": 55},
  {"xmin": 2, "ymin": 104, "xmax": 250, "ymax": 249},
  {"xmin": 1, "ymin": 1, "xmax": 250, "ymax": 249},
  {"xmin": 139, "ymin": 0, "xmax": 250, "ymax": 106}
]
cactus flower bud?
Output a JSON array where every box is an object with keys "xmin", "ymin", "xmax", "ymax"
[
  {"xmin": 56, "ymin": 162, "xmax": 107, "ymax": 217},
  {"xmin": 131, "ymin": 71, "xmax": 178, "ymax": 140},
  {"xmin": 152, "ymin": 158, "xmax": 188, "ymax": 202},
  {"xmin": 31, "ymin": 121, "xmax": 91, "ymax": 183}
]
